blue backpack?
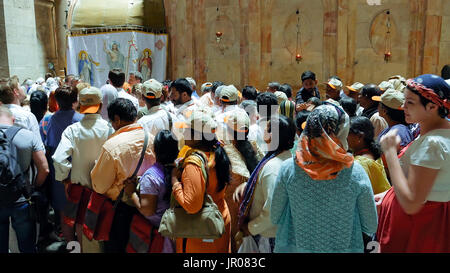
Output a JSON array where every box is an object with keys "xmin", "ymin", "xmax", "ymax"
[{"xmin": 0, "ymin": 126, "xmax": 28, "ymax": 207}]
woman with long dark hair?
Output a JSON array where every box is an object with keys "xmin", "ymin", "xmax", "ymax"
[
  {"xmin": 128, "ymin": 130, "xmax": 179, "ymax": 253},
  {"xmin": 221, "ymin": 111, "xmax": 262, "ymax": 252},
  {"xmin": 234, "ymin": 115, "xmax": 296, "ymax": 253},
  {"xmin": 348, "ymin": 116, "xmax": 391, "ymax": 194},
  {"xmin": 172, "ymin": 110, "xmax": 232, "ymax": 253}
]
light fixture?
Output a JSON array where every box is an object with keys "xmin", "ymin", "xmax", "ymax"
[
  {"xmin": 295, "ymin": 10, "xmax": 303, "ymax": 63},
  {"xmin": 384, "ymin": 10, "xmax": 392, "ymax": 62},
  {"xmin": 216, "ymin": 31, "xmax": 223, "ymax": 43}
]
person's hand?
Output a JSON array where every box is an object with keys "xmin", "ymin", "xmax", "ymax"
[
  {"xmin": 295, "ymin": 103, "xmax": 308, "ymax": 112},
  {"xmin": 380, "ymin": 129, "xmax": 401, "ymax": 155},
  {"xmin": 233, "ymin": 183, "xmax": 247, "ymax": 203},
  {"xmin": 62, "ymin": 179, "xmax": 71, "ymax": 200},
  {"xmin": 123, "ymin": 178, "xmax": 137, "ymax": 196},
  {"xmin": 374, "ymin": 190, "xmax": 389, "ymax": 215}
]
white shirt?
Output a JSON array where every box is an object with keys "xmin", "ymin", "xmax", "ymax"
[
  {"xmin": 100, "ymin": 84, "xmax": 118, "ymax": 121},
  {"xmin": 52, "ymin": 114, "xmax": 114, "ymax": 188},
  {"xmin": 161, "ymin": 101, "xmax": 177, "ymax": 115},
  {"xmin": 400, "ymin": 129, "xmax": 450, "ymax": 202},
  {"xmin": 117, "ymin": 89, "xmax": 139, "ymax": 112},
  {"xmin": 6, "ymin": 104, "xmax": 42, "ymax": 146},
  {"xmin": 175, "ymin": 99, "xmax": 197, "ymax": 122},
  {"xmin": 137, "ymin": 105, "xmax": 179, "ymax": 137},
  {"xmin": 215, "ymin": 106, "xmax": 248, "ymax": 142},
  {"xmin": 198, "ymin": 92, "xmax": 214, "ymax": 108},
  {"xmin": 214, "ymin": 105, "xmax": 246, "ymax": 124},
  {"xmin": 248, "ymin": 150, "xmax": 292, "ymax": 238}
]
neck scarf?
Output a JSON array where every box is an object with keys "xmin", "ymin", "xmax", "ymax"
[
  {"xmin": 238, "ymin": 151, "xmax": 279, "ymax": 229},
  {"xmin": 296, "ymin": 105, "xmax": 354, "ymax": 180}
]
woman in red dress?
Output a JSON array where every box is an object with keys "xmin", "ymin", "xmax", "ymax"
[{"xmin": 376, "ymin": 74, "xmax": 450, "ymax": 253}]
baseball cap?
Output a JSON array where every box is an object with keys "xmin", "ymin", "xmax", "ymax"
[
  {"xmin": 224, "ymin": 110, "xmax": 250, "ymax": 133},
  {"xmin": 79, "ymin": 87, "xmax": 102, "ymax": 114},
  {"xmin": 372, "ymin": 88, "xmax": 405, "ymax": 110},
  {"xmin": 142, "ymin": 79, "xmax": 163, "ymax": 99},
  {"xmin": 326, "ymin": 78, "xmax": 343, "ymax": 90},
  {"xmin": 201, "ymin": 82, "xmax": 213, "ymax": 93},
  {"xmin": 274, "ymin": 91, "xmax": 288, "ymax": 104},
  {"xmin": 174, "ymin": 110, "xmax": 217, "ymax": 134},
  {"xmin": 346, "ymin": 82, "xmax": 364, "ymax": 93},
  {"xmin": 219, "ymin": 85, "xmax": 239, "ymax": 102},
  {"xmin": 379, "ymin": 81, "xmax": 394, "ymax": 92},
  {"xmin": 389, "ymin": 78, "xmax": 406, "ymax": 92},
  {"xmin": 186, "ymin": 77, "xmax": 197, "ymax": 88}
]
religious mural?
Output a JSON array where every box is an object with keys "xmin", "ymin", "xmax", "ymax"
[{"xmin": 67, "ymin": 31, "xmax": 168, "ymax": 88}]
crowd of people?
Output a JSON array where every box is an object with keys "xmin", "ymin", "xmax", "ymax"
[{"xmin": 0, "ymin": 64, "xmax": 449, "ymax": 253}]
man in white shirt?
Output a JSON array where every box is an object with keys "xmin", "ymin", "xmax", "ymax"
[
  {"xmin": 100, "ymin": 70, "xmax": 139, "ymax": 122},
  {"xmin": 100, "ymin": 83, "xmax": 117, "ymax": 121},
  {"xmin": 0, "ymin": 78, "xmax": 42, "ymax": 146},
  {"xmin": 215, "ymin": 85, "xmax": 248, "ymax": 141},
  {"xmin": 345, "ymin": 82, "xmax": 365, "ymax": 116},
  {"xmin": 169, "ymin": 78, "xmax": 197, "ymax": 122},
  {"xmin": 197, "ymin": 82, "xmax": 213, "ymax": 108},
  {"xmin": 185, "ymin": 77, "xmax": 200, "ymax": 101},
  {"xmin": 52, "ymin": 87, "xmax": 113, "ymax": 253},
  {"xmin": 137, "ymin": 79, "xmax": 178, "ymax": 137}
]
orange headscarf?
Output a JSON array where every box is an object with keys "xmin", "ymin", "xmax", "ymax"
[{"xmin": 296, "ymin": 104, "xmax": 354, "ymax": 180}]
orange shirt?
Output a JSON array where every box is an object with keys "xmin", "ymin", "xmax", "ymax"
[
  {"xmin": 91, "ymin": 123, "xmax": 155, "ymax": 201},
  {"xmin": 173, "ymin": 152, "xmax": 231, "ymax": 253}
]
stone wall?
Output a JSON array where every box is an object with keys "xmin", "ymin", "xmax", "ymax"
[
  {"xmin": 0, "ymin": 0, "xmax": 47, "ymax": 81},
  {"xmin": 164, "ymin": 0, "xmax": 450, "ymax": 93}
]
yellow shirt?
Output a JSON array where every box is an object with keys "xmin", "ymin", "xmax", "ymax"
[
  {"xmin": 355, "ymin": 156, "xmax": 391, "ymax": 194},
  {"xmin": 91, "ymin": 123, "xmax": 155, "ymax": 201}
]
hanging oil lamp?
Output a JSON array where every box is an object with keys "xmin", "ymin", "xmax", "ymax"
[
  {"xmin": 384, "ymin": 10, "xmax": 392, "ymax": 62},
  {"xmin": 295, "ymin": 10, "xmax": 303, "ymax": 64},
  {"xmin": 216, "ymin": 31, "xmax": 223, "ymax": 43}
]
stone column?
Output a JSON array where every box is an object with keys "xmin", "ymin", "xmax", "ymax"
[{"xmin": 0, "ymin": 1, "xmax": 10, "ymax": 78}]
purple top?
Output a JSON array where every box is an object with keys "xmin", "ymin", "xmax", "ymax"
[
  {"xmin": 139, "ymin": 163, "xmax": 170, "ymax": 228},
  {"xmin": 378, "ymin": 124, "xmax": 414, "ymax": 150}
]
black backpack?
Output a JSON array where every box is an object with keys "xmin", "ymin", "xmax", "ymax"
[{"xmin": 0, "ymin": 126, "xmax": 28, "ymax": 207}]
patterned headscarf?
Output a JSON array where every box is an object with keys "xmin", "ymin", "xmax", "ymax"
[
  {"xmin": 406, "ymin": 74, "xmax": 450, "ymax": 117},
  {"xmin": 279, "ymin": 100, "xmax": 295, "ymax": 120},
  {"xmin": 296, "ymin": 104, "xmax": 354, "ymax": 180}
]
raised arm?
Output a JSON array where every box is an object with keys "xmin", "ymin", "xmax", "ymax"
[{"xmin": 381, "ymin": 129, "xmax": 440, "ymax": 215}]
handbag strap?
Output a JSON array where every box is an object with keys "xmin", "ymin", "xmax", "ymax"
[
  {"xmin": 163, "ymin": 109, "xmax": 173, "ymax": 131},
  {"xmin": 170, "ymin": 150, "xmax": 209, "ymax": 208},
  {"xmin": 114, "ymin": 129, "xmax": 149, "ymax": 209}
]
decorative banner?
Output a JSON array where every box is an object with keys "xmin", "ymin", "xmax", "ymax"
[{"xmin": 67, "ymin": 31, "xmax": 168, "ymax": 88}]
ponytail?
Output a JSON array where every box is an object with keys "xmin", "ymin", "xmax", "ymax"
[
  {"xmin": 213, "ymin": 144, "xmax": 231, "ymax": 192},
  {"xmin": 153, "ymin": 130, "xmax": 179, "ymax": 201},
  {"xmin": 235, "ymin": 140, "xmax": 259, "ymax": 174},
  {"xmin": 367, "ymin": 138, "xmax": 382, "ymax": 160},
  {"xmin": 200, "ymin": 135, "xmax": 231, "ymax": 192},
  {"xmin": 162, "ymin": 164, "xmax": 175, "ymax": 201}
]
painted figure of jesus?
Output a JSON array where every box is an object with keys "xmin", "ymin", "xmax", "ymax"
[{"xmin": 103, "ymin": 40, "xmax": 125, "ymax": 71}]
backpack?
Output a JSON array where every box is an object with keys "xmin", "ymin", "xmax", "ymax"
[{"xmin": 0, "ymin": 126, "xmax": 28, "ymax": 207}]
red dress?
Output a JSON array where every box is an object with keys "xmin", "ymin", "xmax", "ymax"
[{"xmin": 377, "ymin": 188, "xmax": 450, "ymax": 253}]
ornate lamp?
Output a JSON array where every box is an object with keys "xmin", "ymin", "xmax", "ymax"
[
  {"xmin": 384, "ymin": 10, "xmax": 392, "ymax": 62},
  {"xmin": 295, "ymin": 10, "xmax": 303, "ymax": 63}
]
